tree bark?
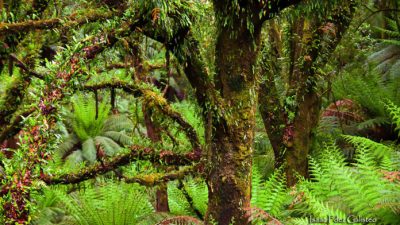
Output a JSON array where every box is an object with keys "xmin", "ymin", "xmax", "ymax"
[
  {"xmin": 135, "ymin": 1, "xmax": 302, "ymax": 222},
  {"xmin": 205, "ymin": 3, "xmax": 263, "ymax": 224},
  {"xmin": 259, "ymin": 1, "xmax": 356, "ymax": 186},
  {"xmin": 142, "ymin": 105, "xmax": 170, "ymax": 212}
]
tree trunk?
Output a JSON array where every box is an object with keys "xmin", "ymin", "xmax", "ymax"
[
  {"xmin": 205, "ymin": 9, "xmax": 262, "ymax": 224},
  {"xmin": 143, "ymin": 104, "xmax": 170, "ymax": 212},
  {"xmin": 284, "ymin": 92, "xmax": 321, "ymax": 186},
  {"xmin": 156, "ymin": 184, "xmax": 170, "ymax": 212}
]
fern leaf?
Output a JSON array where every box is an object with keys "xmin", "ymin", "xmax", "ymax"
[
  {"xmin": 81, "ymin": 138, "xmax": 97, "ymax": 162},
  {"xmin": 385, "ymin": 100, "xmax": 400, "ymax": 135},
  {"xmin": 103, "ymin": 131, "xmax": 133, "ymax": 146},
  {"xmin": 94, "ymin": 136, "xmax": 122, "ymax": 156}
]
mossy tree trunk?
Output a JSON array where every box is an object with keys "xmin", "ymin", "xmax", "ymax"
[
  {"xmin": 134, "ymin": 1, "xmax": 301, "ymax": 223},
  {"xmin": 204, "ymin": 2, "xmax": 263, "ymax": 224},
  {"xmin": 259, "ymin": 2, "xmax": 356, "ymax": 186}
]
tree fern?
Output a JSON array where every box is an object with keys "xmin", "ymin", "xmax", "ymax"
[
  {"xmin": 103, "ymin": 114, "xmax": 135, "ymax": 133},
  {"xmin": 71, "ymin": 94, "xmax": 111, "ymax": 141},
  {"xmin": 58, "ymin": 94, "xmax": 134, "ymax": 165}
]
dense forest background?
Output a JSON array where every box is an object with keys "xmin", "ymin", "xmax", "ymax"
[{"xmin": 0, "ymin": 0, "xmax": 400, "ymax": 224}]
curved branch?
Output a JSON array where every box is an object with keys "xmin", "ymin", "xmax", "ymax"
[
  {"xmin": 41, "ymin": 145, "xmax": 201, "ymax": 185},
  {"xmin": 354, "ymin": 8, "xmax": 400, "ymax": 31},
  {"xmin": 83, "ymin": 81, "xmax": 202, "ymax": 150},
  {"xmin": 142, "ymin": 89, "xmax": 202, "ymax": 150}
]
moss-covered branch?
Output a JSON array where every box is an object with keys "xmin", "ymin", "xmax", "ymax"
[
  {"xmin": 141, "ymin": 88, "xmax": 202, "ymax": 150},
  {"xmin": 84, "ymin": 81, "xmax": 141, "ymax": 96},
  {"xmin": 41, "ymin": 146, "xmax": 201, "ymax": 185},
  {"xmin": 123, "ymin": 164, "xmax": 201, "ymax": 186},
  {"xmin": 9, "ymin": 54, "xmax": 45, "ymax": 79},
  {"xmin": 83, "ymin": 81, "xmax": 202, "ymax": 150},
  {"xmin": 0, "ymin": 10, "xmax": 119, "ymax": 36},
  {"xmin": 0, "ymin": 108, "xmax": 35, "ymax": 143},
  {"xmin": 134, "ymin": 7, "xmax": 217, "ymax": 116},
  {"xmin": 97, "ymin": 62, "xmax": 165, "ymax": 73}
]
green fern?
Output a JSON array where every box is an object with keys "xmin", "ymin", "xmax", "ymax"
[
  {"xmin": 375, "ymin": 16, "xmax": 400, "ymax": 46},
  {"xmin": 167, "ymin": 178, "xmax": 208, "ymax": 218},
  {"xmin": 294, "ymin": 139, "xmax": 400, "ymax": 224},
  {"xmin": 251, "ymin": 166, "xmax": 289, "ymax": 218},
  {"xmin": 343, "ymin": 135, "xmax": 395, "ymax": 169},
  {"xmin": 71, "ymin": 94, "xmax": 111, "ymax": 141},
  {"xmin": 57, "ymin": 94, "xmax": 134, "ymax": 165},
  {"xmin": 385, "ymin": 100, "xmax": 400, "ymax": 136},
  {"xmin": 49, "ymin": 182, "xmax": 154, "ymax": 225}
]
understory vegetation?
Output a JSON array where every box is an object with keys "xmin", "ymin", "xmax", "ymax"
[{"xmin": 0, "ymin": 0, "xmax": 400, "ymax": 224}]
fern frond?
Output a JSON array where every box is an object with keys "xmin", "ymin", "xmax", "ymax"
[
  {"xmin": 103, "ymin": 131, "xmax": 133, "ymax": 146},
  {"xmin": 304, "ymin": 140, "xmax": 400, "ymax": 224},
  {"xmin": 183, "ymin": 179, "xmax": 208, "ymax": 217},
  {"xmin": 356, "ymin": 117, "xmax": 390, "ymax": 130},
  {"xmin": 94, "ymin": 136, "xmax": 122, "ymax": 156},
  {"xmin": 81, "ymin": 138, "xmax": 96, "ymax": 162},
  {"xmin": 251, "ymin": 166, "xmax": 288, "ymax": 217},
  {"xmin": 168, "ymin": 181, "xmax": 196, "ymax": 217},
  {"xmin": 52, "ymin": 182, "xmax": 154, "ymax": 225},
  {"xmin": 102, "ymin": 114, "xmax": 134, "ymax": 132},
  {"xmin": 385, "ymin": 100, "xmax": 400, "ymax": 135},
  {"xmin": 300, "ymin": 185, "xmax": 347, "ymax": 221},
  {"xmin": 57, "ymin": 134, "xmax": 80, "ymax": 158},
  {"xmin": 343, "ymin": 135, "xmax": 394, "ymax": 164},
  {"xmin": 65, "ymin": 151, "xmax": 84, "ymax": 167}
]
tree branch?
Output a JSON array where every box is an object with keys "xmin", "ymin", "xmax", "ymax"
[
  {"xmin": 83, "ymin": 81, "xmax": 202, "ymax": 150},
  {"xmin": 123, "ymin": 164, "xmax": 202, "ymax": 186},
  {"xmin": 9, "ymin": 54, "xmax": 45, "ymax": 79},
  {"xmin": 41, "ymin": 145, "xmax": 201, "ymax": 185},
  {"xmin": 0, "ymin": 10, "xmax": 119, "ymax": 36},
  {"xmin": 260, "ymin": 0, "xmax": 303, "ymax": 21},
  {"xmin": 0, "ymin": 108, "xmax": 35, "ymax": 143},
  {"xmin": 132, "ymin": 5, "xmax": 216, "ymax": 115}
]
